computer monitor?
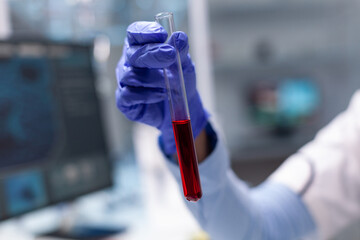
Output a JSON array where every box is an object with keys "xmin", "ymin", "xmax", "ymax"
[{"xmin": 0, "ymin": 40, "xmax": 112, "ymax": 221}]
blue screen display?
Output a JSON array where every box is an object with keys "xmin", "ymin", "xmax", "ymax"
[
  {"xmin": 4, "ymin": 170, "xmax": 47, "ymax": 215},
  {"xmin": 0, "ymin": 58, "xmax": 57, "ymax": 168},
  {"xmin": 0, "ymin": 42, "xmax": 111, "ymax": 220}
]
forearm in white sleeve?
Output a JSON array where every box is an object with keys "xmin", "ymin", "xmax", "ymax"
[
  {"xmin": 166, "ymin": 126, "xmax": 316, "ymax": 240},
  {"xmin": 270, "ymin": 90, "xmax": 360, "ymax": 239}
]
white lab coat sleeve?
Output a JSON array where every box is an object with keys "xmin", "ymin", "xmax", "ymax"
[
  {"xmin": 270, "ymin": 90, "xmax": 360, "ymax": 239},
  {"xmin": 165, "ymin": 133, "xmax": 316, "ymax": 240}
]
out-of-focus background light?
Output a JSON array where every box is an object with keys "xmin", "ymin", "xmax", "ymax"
[{"xmin": 0, "ymin": 0, "xmax": 359, "ymax": 239}]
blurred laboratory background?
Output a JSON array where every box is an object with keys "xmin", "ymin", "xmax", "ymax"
[{"xmin": 0, "ymin": 0, "xmax": 359, "ymax": 239}]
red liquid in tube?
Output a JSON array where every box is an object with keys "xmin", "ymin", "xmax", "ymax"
[{"xmin": 172, "ymin": 119, "xmax": 202, "ymax": 201}]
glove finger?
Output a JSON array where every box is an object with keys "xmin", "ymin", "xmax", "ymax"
[
  {"xmin": 126, "ymin": 42, "xmax": 176, "ymax": 68},
  {"xmin": 166, "ymin": 32, "xmax": 196, "ymax": 89},
  {"xmin": 167, "ymin": 31, "xmax": 189, "ymax": 63},
  {"xmin": 118, "ymin": 66, "xmax": 166, "ymax": 89},
  {"xmin": 127, "ymin": 21, "xmax": 168, "ymax": 45},
  {"xmin": 116, "ymin": 89, "xmax": 164, "ymax": 125},
  {"xmin": 116, "ymin": 85, "xmax": 166, "ymax": 107},
  {"xmin": 136, "ymin": 103, "xmax": 164, "ymax": 128}
]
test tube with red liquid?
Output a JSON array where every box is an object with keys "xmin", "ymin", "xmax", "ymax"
[{"xmin": 155, "ymin": 12, "xmax": 202, "ymax": 202}]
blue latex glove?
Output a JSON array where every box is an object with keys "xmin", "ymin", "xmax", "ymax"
[{"xmin": 116, "ymin": 21, "xmax": 209, "ymax": 155}]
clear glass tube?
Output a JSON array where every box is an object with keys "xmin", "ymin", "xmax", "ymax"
[
  {"xmin": 155, "ymin": 12, "xmax": 189, "ymax": 121},
  {"xmin": 155, "ymin": 12, "xmax": 202, "ymax": 202}
]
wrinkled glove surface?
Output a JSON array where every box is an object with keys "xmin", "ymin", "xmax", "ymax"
[{"xmin": 116, "ymin": 21, "xmax": 208, "ymax": 155}]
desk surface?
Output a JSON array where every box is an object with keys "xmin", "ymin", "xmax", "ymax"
[{"xmin": 0, "ymin": 152, "xmax": 204, "ymax": 240}]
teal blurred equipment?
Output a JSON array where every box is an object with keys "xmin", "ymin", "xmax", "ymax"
[
  {"xmin": 277, "ymin": 79, "xmax": 319, "ymax": 121},
  {"xmin": 0, "ymin": 40, "xmax": 112, "ymax": 222},
  {"xmin": 248, "ymin": 78, "xmax": 319, "ymax": 136}
]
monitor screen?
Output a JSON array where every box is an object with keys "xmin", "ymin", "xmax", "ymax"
[{"xmin": 0, "ymin": 40, "xmax": 112, "ymax": 220}]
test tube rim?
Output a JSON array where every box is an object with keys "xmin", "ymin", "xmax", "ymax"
[{"xmin": 155, "ymin": 12, "xmax": 173, "ymax": 21}]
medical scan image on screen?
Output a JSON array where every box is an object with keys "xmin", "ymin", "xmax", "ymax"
[
  {"xmin": 0, "ymin": 42, "xmax": 112, "ymax": 220},
  {"xmin": 0, "ymin": 58, "xmax": 56, "ymax": 167}
]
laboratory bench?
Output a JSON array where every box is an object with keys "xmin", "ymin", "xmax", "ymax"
[{"xmin": 0, "ymin": 153, "xmax": 206, "ymax": 240}]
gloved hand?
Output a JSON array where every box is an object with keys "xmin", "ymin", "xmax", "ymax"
[{"xmin": 116, "ymin": 21, "xmax": 209, "ymax": 155}]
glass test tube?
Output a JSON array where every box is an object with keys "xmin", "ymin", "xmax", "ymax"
[{"xmin": 155, "ymin": 12, "xmax": 202, "ymax": 202}]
